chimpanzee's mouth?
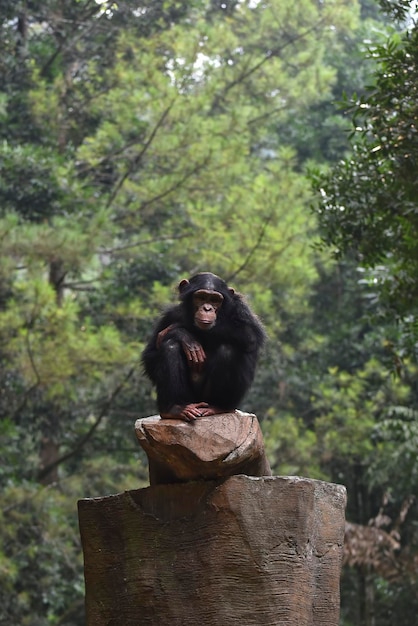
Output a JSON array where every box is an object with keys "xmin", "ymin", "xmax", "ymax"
[{"xmin": 195, "ymin": 319, "xmax": 214, "ymax": 330}]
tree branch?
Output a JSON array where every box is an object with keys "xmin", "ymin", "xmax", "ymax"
[
  {"xmin": 137, "ymin": 155, "xmax": 212, "ymax": 213},
  {"xmin": 106, "ymin": 100, "xmax": 176, "ymax": 208},
  {"xmin": 37, "ymin": 365, "xmax": 136, "ymax": 482},
  {"xmin": 99, "ymin": 232, "xmax": 190, "ymax": 255},
  {"xmin": 210, "ymin": 18, "xmax": 326, "ymax": 114},
  {"xmin": 226, "ymin": 213, "xmax": 273, "ymax": 282}
]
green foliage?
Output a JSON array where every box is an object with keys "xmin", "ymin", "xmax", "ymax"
[
  {"xmin": 371, "ymin": 404, "xmax": 418, "ymax": 493},
  {"xmin": 378, "ymin": 0, "xmax": 413, "ymax": 21},
  {"xmin": 311, "ymin": 20, "xmax": 418, "ymax": 612},
  {"xmin": 3, "ymin": 0, "xmax": 416, "ymax": 624},
  {"xmin": 313, "ymin": 12, "xmax": 418, "ymax": 353},
  {"xmin": 263, "ymin": 412, "xmax": 324, "ymax": 478},
  {"xmin": 0, "ymin": 458, "xmax": 147, "ymax": 625},
  {"xmin": 0, "ymin": 143, "xmax": 66, "ymax": 222},
  {"xmin": 313, "ymin": 359, "xmax": 411, "ymax": 463}
]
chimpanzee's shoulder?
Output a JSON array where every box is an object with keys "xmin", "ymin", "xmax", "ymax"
[{"xmin": 156, "ymin": 304, "xmax": 188, "ymax": 327}]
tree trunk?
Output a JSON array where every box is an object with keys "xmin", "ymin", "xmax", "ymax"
[
  {"xmin": 78, "ymin": 475, "xmax": 346, "ymax": 626},
  {"xmin": 38, "ymin": 437, "xmax": 59, "ymax": 485},
  {"xmin": 38, "ymin": 260, "xmax": 67, "ymax": 484}
]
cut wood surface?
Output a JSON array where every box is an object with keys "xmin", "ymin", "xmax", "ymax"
[
  {"xmin": 135, "ymin": 410, "xmax": 272, "ymax": 484},
  {"xmin": 79, "ymin": 475, "xmax": 347, "ymax": 626}
]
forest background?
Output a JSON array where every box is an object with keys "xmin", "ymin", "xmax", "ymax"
[{"xmin": 1, "ymin": 1, "xmax": 418, "ymax": 624}]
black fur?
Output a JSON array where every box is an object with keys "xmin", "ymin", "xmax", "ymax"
[{"xmin": 142, "ymin": 272, "xmax": 266, "ymax": 414}]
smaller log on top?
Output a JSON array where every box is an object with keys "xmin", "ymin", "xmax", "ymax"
[{"xmin": 135, "ymin": 410, "xmax": 272, "ymax": 485}]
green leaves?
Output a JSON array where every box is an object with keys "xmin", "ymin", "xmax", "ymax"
[
  {"xmin": 0, "ymin": 143, "xmax": 66, "ymax": 222},
  {"xmin": 313, "ymin": 22, "xmax": 418, "ymax": 346},
  {"xmin": 2, "ymin": 0, "xmax": 404, "ymax": 623},
  {"xmin": 371, "ymin": 404, "xmax": 418, "ymax": 492}
]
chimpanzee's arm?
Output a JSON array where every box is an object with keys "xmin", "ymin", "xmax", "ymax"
[
  {"xmin": 159, "ymin": 325, "xmax": 206, "ymax": 373},
  {"xmin": 142, "ymin": 306, "xmax": 206, "ymax": 381},
  {"xmin": 142, "ymin": 306, "xmax": 200, "ymax": 417},
  {"xmin": 141, "ymin": 307, "xmax": 182, "ymax": 380},
  {"xmin": 215, "ymin": 295, "xmax": 266, "ymax": 355}
]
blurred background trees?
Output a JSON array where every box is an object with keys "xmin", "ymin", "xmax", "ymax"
[{"xmin": 1, "ymin": 0, "xmax": 418, "ymax": 624}]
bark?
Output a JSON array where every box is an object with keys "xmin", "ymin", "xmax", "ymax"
[
  {"xmin": 38, "ymin": 259, "xmax": 66, "ymax": 483},
  {"xmin": 135, "ymin": 410, "xmax": 271, "ymax": 485},
  {"xmin": 78, "ymin": 475, "xmax": 346, "ymax": 626},
  {"xmin": 38, "ymin": 437, "xmax": 59, "ymax": 485}
]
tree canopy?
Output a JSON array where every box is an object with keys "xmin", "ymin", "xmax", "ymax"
[
  {"xmin": 313, "ymin": 1, "xmax": 418, "ymax": 356},
  {"xmin": 2, "ymin": 1, "xmax": 418, "ymax": 625}
]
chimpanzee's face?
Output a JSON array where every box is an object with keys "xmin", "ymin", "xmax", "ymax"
[{"xmin": 192, "ymin": 289, "xmax": 223, "ymax": 330}]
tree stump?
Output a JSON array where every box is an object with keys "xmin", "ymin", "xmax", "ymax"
[
  {"xmin": 135, "ymin": 410, "xmax": 271, "ymax": 484},
  {"xmin": 78, "ymin": 475, "xmax": 346, "ymax": 626}
]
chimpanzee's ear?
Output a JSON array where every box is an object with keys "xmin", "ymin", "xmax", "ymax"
[
  {"xmin": 228, "ymin": 288, "xmax": 235, "ymax": 296},
  {"xmin": 178, "ymin": 279, "xmax": 190, "ymax": 294}
]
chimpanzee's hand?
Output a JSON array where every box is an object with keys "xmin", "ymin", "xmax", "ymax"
[
  {"xmin": 179, "ymin": 333, "xmax": 206, "ymax": 374},
  {"xmin": 157, "ymin": 325, "xmax": 206, "ymax": 373},
  {"xmin": 180, "ymin": 402, "xmax": 210, "ymax": 421},
  {"xmin": 160, "ymin": 402, "xmax": 210, "ymax": 422}
]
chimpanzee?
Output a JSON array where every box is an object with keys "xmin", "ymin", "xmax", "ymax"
[{"xmin": 142, "ymin": 272, "xmax": 266, "ymax": 421}]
